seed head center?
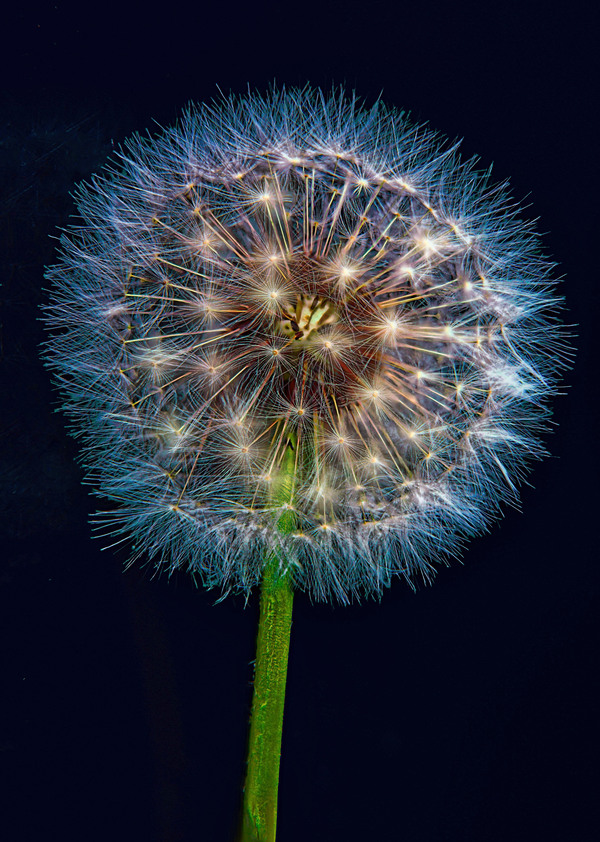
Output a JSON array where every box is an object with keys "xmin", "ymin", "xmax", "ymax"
[{"xmin": 278, "ymin": 294, "xmax": 337, "ymax": 344}]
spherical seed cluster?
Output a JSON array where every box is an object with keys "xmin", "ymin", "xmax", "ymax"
[{"xmin": 43, "ymin": 87, "xmax": 567, "ymax": 602}]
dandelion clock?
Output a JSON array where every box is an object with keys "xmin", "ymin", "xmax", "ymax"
[{"xmin": 42, "ymin": 86, "xmax": 568, "ymax": 841}]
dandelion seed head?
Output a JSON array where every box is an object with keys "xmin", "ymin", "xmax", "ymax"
[{"xmin": 42, "ymin": 86, "xmax": 569, "ymax": 603}]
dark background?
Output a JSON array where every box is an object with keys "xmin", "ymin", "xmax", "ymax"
[{"xmin": 1, "ymin": 3, "xmax": 598, "ymax": 840}]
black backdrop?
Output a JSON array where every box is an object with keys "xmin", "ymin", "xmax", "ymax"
[{"xmin": 1, "ymin": 3, "xmax": 598, "ymax": 840}]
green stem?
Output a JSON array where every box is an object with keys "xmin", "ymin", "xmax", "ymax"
[{"xmin": 239, "ymin": 439, "xmax": 296, "ymax": 842}]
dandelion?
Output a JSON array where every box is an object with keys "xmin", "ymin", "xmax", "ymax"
[{"xmin": 41, "ymin": 86, "xmax": 568, "ymax": 841}]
